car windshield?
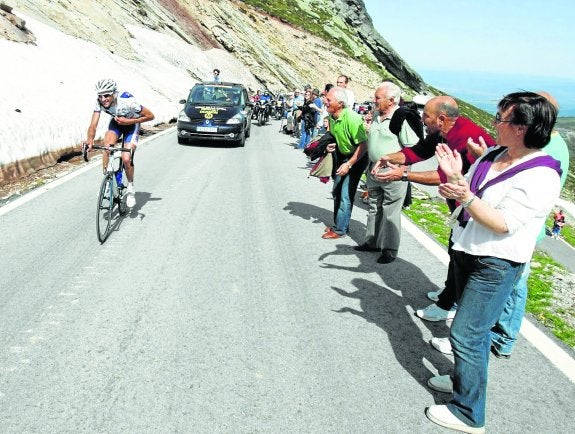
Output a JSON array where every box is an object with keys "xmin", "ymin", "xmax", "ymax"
[{"xmin": 188, "ymin": 85, "xmax": 240, "ymax": 106}]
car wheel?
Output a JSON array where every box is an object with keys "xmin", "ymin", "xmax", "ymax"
[
  {"xmin": 236, "ymin": 131, "xmax": 246, "ymax": 147},
  {"xmin": 245, "ymin": 123, "xmax": 251, "ymax": 138}
]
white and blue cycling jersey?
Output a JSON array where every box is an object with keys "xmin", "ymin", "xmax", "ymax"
[
  {"xmin": 95, "ymin": 90, "xmax": 143, "ymax": 144},
  {"xmin": 94, "ymin": 90, "xmax": 143, "ymax": 119}
]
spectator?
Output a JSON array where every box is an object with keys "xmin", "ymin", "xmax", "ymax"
[
  {"xmin": 283, "ymin": 92, "xmax": 296, "ymax": 134},
  {"xmin": 552, "ymin": 209, "xmax": 566, "ymax": 239},
  {"xmin": 425, "ymin": 91, "xmax": 561, "ymax": 433},
  {"xmin": 354, "ymin": 82, "xmax": 420, "ymax": 263},
  {"xmin": 298, "ymin": 90, "xmax": 319, "ymax": 149},
  {"xmin": 291, "ymin": 89, "xmax": 305, "ymax": 138},
  {"xmin": 311, "ymin": 88, "xmax": 323, "ymax": 136},
  {"xmin": 317, "ymin": 84, "xmax": 334, "ymax": 134},
  {"xmin": 336, "ymin": 74, "xmax": 355, "ymax": 109},
  {"xmin": 322, "ymin": 87, "xmax": 368, "ymax": 239}
]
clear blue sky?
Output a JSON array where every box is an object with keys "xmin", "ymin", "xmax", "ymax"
[{"xmin": 363, "ymin": 0, "xmax": 575, "ymax": 79}]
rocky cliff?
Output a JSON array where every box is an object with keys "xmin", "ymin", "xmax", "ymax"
[{"xmin": 7, "ymin": 0, "xmax": 425, "ymax": 96}]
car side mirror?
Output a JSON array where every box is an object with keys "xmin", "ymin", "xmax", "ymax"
[{"xmin": 179, "ymin": 99, "xmax": 186, "ymax": 104}]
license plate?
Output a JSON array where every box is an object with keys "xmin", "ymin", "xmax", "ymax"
[{"xmin": 197, "ymin": 126, "xmax": 217, "ymax": 133}]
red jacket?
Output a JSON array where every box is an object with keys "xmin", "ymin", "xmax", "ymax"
[{"xmin": 401, "ymin": 116, "xmax": 496, "ymax": 182}]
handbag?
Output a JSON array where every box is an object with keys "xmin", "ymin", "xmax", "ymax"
[{"xmin": 310, "ymin": 152, "xmax": 333, "ymax": 178}]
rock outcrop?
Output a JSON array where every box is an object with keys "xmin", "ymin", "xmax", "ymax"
[
  {"xmin": 0, "ymin": 2, "xmax": 35, "ymax": 43},
  {"xmin": 8, "ymin": 0, "xmax": 426, "ymax": 94}
]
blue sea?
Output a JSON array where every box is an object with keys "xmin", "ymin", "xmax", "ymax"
[{"xmin": 419, "ymin": 69, "xmax": 575, "ymax": 117}]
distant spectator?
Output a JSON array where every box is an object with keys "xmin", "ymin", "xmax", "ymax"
[
  {"xmin": 298, "ymin": 90, "xmax": 320, "ymax": 149},
  {"xmin": 552, "ymin": 209, "xmax": 566, "ymax": 238},
  {"xmin": 311, "ymin": 88, "xmax": 323, "ymax": 136},
  {"xmin": 318, "ymin": 84, "xmax": 334, "ymax": 133},
  {"xmin": 291, "ymin": 89, "xmax": 305, "ymax": 138},
  {"xmin": 336, "ymin": 74, "xmax": 355, "ymax": 109}
]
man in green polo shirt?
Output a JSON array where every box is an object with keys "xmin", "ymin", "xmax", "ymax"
[{"xmin": 323, "ymin": 87, "xmax": 369, "ymax": 239}]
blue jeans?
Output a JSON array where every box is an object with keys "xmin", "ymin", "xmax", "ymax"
[
  {"xmin": 298, "ymin": 121, "xmax": 312, "ymax": 149},
  {"xmin": 448, "ymin": 251, "xmax": 524, "ymax": 427},
  {"xmin": 490, "ymin": 262, "xmax": 530, "ymax": 355},
  {"xmin": 331, "ymin": 155, "xmax": 368, "ymax": 235}
]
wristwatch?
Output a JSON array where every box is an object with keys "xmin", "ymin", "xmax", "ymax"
[
  {"xmin": 401, "ymin": 169, "xmax": 408, "ymax": 182},
  {"xmin": 346, "ymin": 163, "xmax": 352, "ymax": 170}
]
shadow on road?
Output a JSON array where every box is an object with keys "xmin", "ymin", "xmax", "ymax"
[
  {"xmin": 283, "ymin": 200, "xmax": 455, "ymax": 398},
  {"xmin": 283, "ymin": 200, "xmax": 367, "ymax": 244},
  {"xmin": 128, "ymin": 191, "xmax": 163, "ymax": 220},
  {"xmin": 329, "ymin": 262, "xmax": 454, "ymax": 400}
]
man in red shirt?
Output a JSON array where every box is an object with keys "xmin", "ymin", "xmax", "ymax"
[{"xmin": 372, "ymin": 95, "xmax": 495, "ymax": 186}]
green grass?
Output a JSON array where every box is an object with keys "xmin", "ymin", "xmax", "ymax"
[
  {"xmin": 528, "ymin": 251, "xmax": 575, "ymax": 347},
  {"xmin": 402, "ymin": 197, "xmax": 451, "ymax": 246},
  {"xmin": 404, "ymin": 196, "xmax": 575, "ymax": 349}
]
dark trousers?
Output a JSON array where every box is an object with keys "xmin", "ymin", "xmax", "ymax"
[{"xmin": 437, "ymin": 232, "xmax": 457, "ymax": 310}]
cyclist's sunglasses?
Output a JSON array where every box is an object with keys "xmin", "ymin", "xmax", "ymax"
[{"xmin": 98, "ymin": 93, "xmax": 113, "ymax": 99}]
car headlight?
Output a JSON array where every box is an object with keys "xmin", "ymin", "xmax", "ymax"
[
  {"xmin": 226, "ymin": 113, "xmax": 243, "ymax": 125},
  {"xmin": 178, "ymin": 111, "xmax": 190, "ymax": 122}
]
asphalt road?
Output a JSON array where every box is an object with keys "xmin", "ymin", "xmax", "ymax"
[{"xmin": 0, "ymin": 121, "xmax": 573, "ymax": 433}]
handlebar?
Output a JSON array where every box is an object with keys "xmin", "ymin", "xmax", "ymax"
[{"xmin": 82, "ymin": 143, "xmax": 135, "ymax": 166}]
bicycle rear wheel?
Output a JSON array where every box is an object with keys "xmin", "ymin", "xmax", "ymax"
[{"xmin": 96, "ymin": 175, "xmax": 113, "ymax": 243}]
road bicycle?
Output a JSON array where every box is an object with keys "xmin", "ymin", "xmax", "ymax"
[{"xmin": 82, "ymin": 143, "xmax": 135, "ymax": 243}]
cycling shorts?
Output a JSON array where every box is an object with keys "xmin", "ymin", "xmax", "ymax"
[{"xmin": 108, "ymin": 118, "xmax": 140, "ymax": 145}]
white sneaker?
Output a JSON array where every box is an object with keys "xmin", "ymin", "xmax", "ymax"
[
  {"xmin": 126, "ymin": 184, "xmax": 136, "ymax": 208},
  {"xmin": 430, "ymin": 337, "xmax": 453, "ymax": 355},
  {"xmin": 427, "ymin": 289, "xmax": 442, "ymax": 302},
  {"xmin": 427, "ymin": 375, "xmax": 453, "ymax": 393},
  {"xmin": 416, "ymin": 303, "xmax": 456, "ymax": 322},
  {"xmin": 426, "ymin": 405, "xmax": 485, "ymax": 434}
]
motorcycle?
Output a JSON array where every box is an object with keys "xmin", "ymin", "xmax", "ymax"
[
  {"xmin": 273, "ymin": 99, "xmax": 284, "ymax": 120},
  {"xmin": 256, "ymin": 99, "xmax": 272, "ymax": 126}
]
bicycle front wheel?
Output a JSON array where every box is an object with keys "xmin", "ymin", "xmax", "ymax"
[
  {"xmin": 117, "ymin": 183, "xmax": 127, "ymax": 216},
  {"xmin": 96, "ymin": 175, "xmax": 113, "ymax": 243}
]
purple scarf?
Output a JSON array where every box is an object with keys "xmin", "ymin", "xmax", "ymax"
[{"xmin": 459, "ymin": 147, "xmax": 562, "ymax": 226}]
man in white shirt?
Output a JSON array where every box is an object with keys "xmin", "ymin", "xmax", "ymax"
[{"xmin": 337, "ymin": 74, "xmax": 355, "ymax": 109}]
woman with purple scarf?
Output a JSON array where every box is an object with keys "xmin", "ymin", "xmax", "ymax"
[{"xmin": 425, "ymin": 92, "xmax": 562, "ymax": 434}]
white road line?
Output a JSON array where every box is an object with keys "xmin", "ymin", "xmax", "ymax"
[{"xmin": 402, "ymin": 214, "xmax": 575, "ymax": 383}]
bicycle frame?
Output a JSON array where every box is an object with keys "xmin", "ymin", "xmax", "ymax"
[{"xmin": 82, "ymin": 143, "xmax": 135, "ymax": 243}]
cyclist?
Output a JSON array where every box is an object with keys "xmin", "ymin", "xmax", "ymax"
[{"xmin": 86, "ymin": 79, "xmax": 155, "ymax": 208}]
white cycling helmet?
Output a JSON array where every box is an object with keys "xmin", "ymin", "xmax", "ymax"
[{"xmin": 95, "ymin": 78, "xmax": 117, "ymax": 94}]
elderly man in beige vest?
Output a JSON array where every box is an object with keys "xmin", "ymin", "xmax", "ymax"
[{"xmin": 354, "ymin": 82, "xmax": 420, "ymax": 263}]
